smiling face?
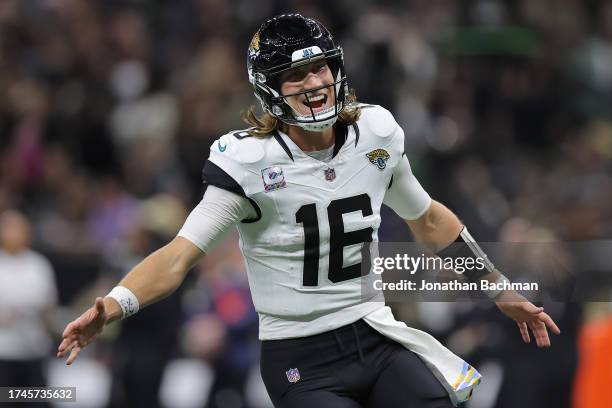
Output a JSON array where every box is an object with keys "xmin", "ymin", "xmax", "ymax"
[{"xmin": 278, "ymin": 59, "xmax": 336, "ymax": 118}]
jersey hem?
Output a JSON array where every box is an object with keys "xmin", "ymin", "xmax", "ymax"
[{"xmin": 257, "ymin": 300, "xmax": 385, "ymax": 340}]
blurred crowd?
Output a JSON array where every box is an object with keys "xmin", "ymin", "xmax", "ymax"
[{"xmin": 0, "ymin": 0, "xmax": 611, "ymax": 407}]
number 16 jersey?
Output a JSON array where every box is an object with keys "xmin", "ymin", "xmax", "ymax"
[{"xmin": 202, "ymin": 105, "xmax": 431, "ymax": 340}]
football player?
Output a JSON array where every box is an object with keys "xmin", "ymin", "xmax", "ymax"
[{"xmin": 58, "ymin": 14, "xmax": 560, "ymax": 407}]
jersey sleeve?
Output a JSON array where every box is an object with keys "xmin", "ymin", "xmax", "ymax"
[
  {"xmin": 203, "ymin": 132, "xmax": 263, "ymax": 222},
  {"xmin": 177, "ymin": 185, "xmax": 256, "ymax": 253},
  {"xmin": 381, "ymin": 115, "xmax": 432, "ymax": 220}
]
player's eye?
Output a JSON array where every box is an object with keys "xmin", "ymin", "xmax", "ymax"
[
  {"xmin": 311, "ymin": 63, "xmax": 327, "ymax": 74},
  {"xmin": 282, "ymin": 63, "xmax": 327, "ymax": 84},
  {"xmin": 284, "ymin": 70, "xmax": 305, "ymax": 83},
  {"xmin": 287, "ymin": 72, "xmax": 302, "ymax": 82}
]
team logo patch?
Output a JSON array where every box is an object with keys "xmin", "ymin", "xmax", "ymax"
[
  {"xmin": 324, "ymin": 167, "xmax": 336, "ymax": 181},
  {"xmin": 285, "ymin": 368, "xmax": 301, "ymax": 383},
  {"xmin": 218, "ymin": 141, "xmax": 227, "ymax": 152},
  {"xmin": 366, "ymin": 149, "xmax": 390, "ymax": 170},
  {"xmin": 261, "ymin": 166, "xmax": 287, "ymax": 192}
]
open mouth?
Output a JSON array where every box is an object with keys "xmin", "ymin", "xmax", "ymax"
[{"xmin": 302, "ymin": 94, "xmax": 328, "ymax": 112}]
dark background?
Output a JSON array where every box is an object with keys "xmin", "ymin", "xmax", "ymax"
[{"xmin": 0, "ymin": 1, "xmax": 610, "ymax": 407}]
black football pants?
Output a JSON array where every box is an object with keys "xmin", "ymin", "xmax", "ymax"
[{"xmin": 260, "ymin": 319, "xmax": 454, "ymax": 408}]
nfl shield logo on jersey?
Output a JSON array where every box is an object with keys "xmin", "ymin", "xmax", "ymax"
[
  {"xmin": 324, "ymin": 167, "xmax": 336, "ymax": 181},
  {"xmin": 261, "ymin": 166, "xmax": 287, "ymax": 192},
  {"xmin": 285, "ymin": 368, "xmax": 301, "ymax": 383}
]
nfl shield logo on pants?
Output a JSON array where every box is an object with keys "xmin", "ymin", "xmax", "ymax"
[{"xmin": 285, "ymin": 368, "xmax": 300, "ymax": 383}]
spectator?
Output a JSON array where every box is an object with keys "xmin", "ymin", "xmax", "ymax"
[{"xmin": 0, "ymin": 209, "xmax": 58, "ymax": 406}]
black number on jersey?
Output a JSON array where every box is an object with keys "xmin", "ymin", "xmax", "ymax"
[
  {"xmin": 295, "ymin": 203, "xmax": 319, "ymax": 286},
  {"xmin": 296, "ymin": 194, "xmax": 373, "ymax": 286}
]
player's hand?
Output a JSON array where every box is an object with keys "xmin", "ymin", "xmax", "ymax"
[
  {"xmin": 57, "ymin": 297, "xmax": 108, "ymax": 365},
  {"xmin": 494, "ymin": 290, "xmax": 561, "ymax": 348}
]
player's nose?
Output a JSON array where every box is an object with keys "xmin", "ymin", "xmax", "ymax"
[{"xmin": 303, "ymin": 71, "xmax": 324, "ymax": 90}]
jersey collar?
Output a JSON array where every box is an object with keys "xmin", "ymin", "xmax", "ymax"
[{"xmin": 273, "ymin": 122, "xmax": 358, "ymax": 162}]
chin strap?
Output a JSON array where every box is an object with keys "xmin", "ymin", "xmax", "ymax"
[{"xmin": 298, "ymin": 116, "xmax": 338, "ymax": 131}]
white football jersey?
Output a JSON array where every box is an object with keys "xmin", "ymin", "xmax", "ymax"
[{"xmin": 203, "ymin": 105, "xmax": 431, "ymax": 340}]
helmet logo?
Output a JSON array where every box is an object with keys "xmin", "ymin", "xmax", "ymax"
[{"xmin": 249, "ymin": 32, "xmax": 260, "ymax": 51}]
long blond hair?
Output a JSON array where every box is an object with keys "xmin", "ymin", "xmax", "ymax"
[{"xmin": 241, "ymin": 90, "xmax": 361, "ymax": 137}]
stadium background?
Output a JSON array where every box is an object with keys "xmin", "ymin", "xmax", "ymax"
[{"xmin": 0, "ymin": 0, "xmax": 611, "ymax": 407}]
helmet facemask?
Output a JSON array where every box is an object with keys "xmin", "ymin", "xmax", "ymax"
[{"xmin": 250, "ymin": 48, "xmax": 348, "ymax": 132}]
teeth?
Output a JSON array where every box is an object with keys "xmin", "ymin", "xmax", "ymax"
[{"xmin": 308, "ymin": 94, "xmax": 325, "ymax": 102}]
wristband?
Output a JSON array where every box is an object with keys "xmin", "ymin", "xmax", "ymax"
[
  {"xmin": 483, "ymin": 274, "xmax": 511, "ymax": 299},
  {"xmin": 436, "ymin": 226, "xmax": 495, "ymax": 281},
  {"xmin": 106, "ymin": 286, "xmax": 139, "ymax": 319}
]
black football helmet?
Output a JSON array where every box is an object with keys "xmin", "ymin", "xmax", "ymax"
[{"xmin": 247, "ymin": 14, "xmax": 348, "ymax": 131}]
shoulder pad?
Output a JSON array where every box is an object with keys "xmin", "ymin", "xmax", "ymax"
[
  {"xmin": 206, "ymin": 130, "xmax": 266, "ymax": 198},
  {"xmin": 358, "ymin": 105, "xmax": 398, "ymax": 138},
  {"xmin": 213, "ymin": 130, "xmax": 265, "ymax": 164}
]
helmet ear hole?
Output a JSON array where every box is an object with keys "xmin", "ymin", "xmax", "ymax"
[{"xmin": 272, "ymin": 105, "xmax": 283, "ymax": 116}]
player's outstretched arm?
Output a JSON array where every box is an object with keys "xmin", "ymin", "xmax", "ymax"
[
  {"xmin": 493, "ymin": 290, "xmax": 560, "ymax": 347},
  {"xmin": 404, "ymin": 200, "xmax": 463, "ymax": 252},
  {"xmin": 57, "ymin": 236, "xmax": 204, "ymax": 365},
  {"xmin": 405, "ymin": 200, "xmax": 561, "ymax": 347}
]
